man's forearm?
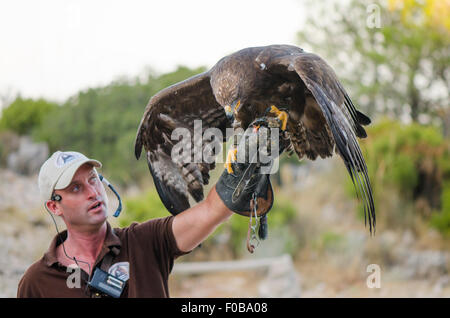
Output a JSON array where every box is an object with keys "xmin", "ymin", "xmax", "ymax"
[{"xmin": 172, "ymin": 185, "xmax": 233, "ymax": 252}]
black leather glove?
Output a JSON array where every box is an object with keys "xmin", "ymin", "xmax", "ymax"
[
  {"xmin": 216, "ymin": 117, "xmax": 288, "ymax": 250},
  {"xmin": 216, "ymin": 161, "xmax": 274, "ymax": 218}
]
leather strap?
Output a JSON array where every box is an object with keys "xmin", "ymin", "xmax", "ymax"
[{"xmin": 100, "ymin": 246, "xmax": 120, "ymax": 272}]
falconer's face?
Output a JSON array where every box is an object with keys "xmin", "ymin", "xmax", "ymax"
[{"xmin": 48, "ymin": 163, "xmax": 108, "ymax": 231}]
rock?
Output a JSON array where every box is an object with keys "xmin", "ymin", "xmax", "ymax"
[
  {"xmin": 346, "ymin": 230, "xmax": 367, "ymax": 251},
  {"xmin": 400, "ymin": 230, "xmax": 415, "ymax": 249},
  {"xmin": 379, "ymin": 230, "xmax": 398, "ymax": 248},
  {"xmin": 321, "ymin": 204, "xmax": 339, "ymax": 223},
  {"xmin": 7, "ymin": 136, "xmax": 48, "ymax": 175},
  {"xmin": 392, "ymin": 249, "xmax": 449, "ymax": 280},
  {"xmin": 258, "ymin": 254, "xmax": 301, "ymax": 297},
  {"xmin": 406, "ymin": 250, "xmax": 448, "ymax": 279},
  {"xmin": 0, "ymin": 169, "xmax": 41, "ymax": 212},
  {"xmin": 433, "ymin": 275, "xmax": 450, "ymax": 295}
]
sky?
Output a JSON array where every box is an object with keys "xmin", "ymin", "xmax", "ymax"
[{"xmin": 0, "ymin": 0, "xmax": 306, "ymax": 106}]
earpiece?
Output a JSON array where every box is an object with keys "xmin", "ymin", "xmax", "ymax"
[{"xmin": 51, "ymin": 194, "xmax": 62, "ymax": 202}]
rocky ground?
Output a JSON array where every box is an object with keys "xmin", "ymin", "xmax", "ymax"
[
  {"xmin": 1, "ymin": 161, "xmax": 450, "ymax": 298},
  {"xmin": 0, "ymin": 169, "xmax": 55, "ymax": 297}
]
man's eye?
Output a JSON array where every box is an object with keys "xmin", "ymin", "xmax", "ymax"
[{"xmin": 72, "ymin": 185, "xmax": 81, "ymax": 192}]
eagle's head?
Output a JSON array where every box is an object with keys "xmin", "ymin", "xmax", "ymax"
[
  {"xmin": 224, "ymin": 99, "xmax": 243, "ymax": 122},
  {"xmin": 211, "ymin": 74, "xmax": 246, "ymax": 124},
  {"xmin": 211, "ymin": 53, "xmax": 257, "ymax": 124}
]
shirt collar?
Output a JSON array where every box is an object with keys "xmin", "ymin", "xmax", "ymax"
[{"xmin": 43, "ymin": 221, "xmax": 121, "ymax": 267}]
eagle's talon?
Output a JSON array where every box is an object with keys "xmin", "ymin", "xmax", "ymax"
[
  {"xmin": 224, "ymin": 147, "xmax": 238, "ymax": 174},
  {"xmin": 269, "ymin": 105, "xmax": 288, "ymax": 131}
]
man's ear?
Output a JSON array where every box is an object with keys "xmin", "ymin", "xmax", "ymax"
[{"xmin": 46, "ymin": 200, "xmax": 63, "ymax": 217}]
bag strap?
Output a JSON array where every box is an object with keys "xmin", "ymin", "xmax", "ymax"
[{"xmin": 100, "ymin": 246, "xmax": 120, "ymax": 272}]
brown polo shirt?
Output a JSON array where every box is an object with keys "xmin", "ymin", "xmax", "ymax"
[{"xmin": 17, "ymin": 216, "xmax": 188, "ymax": 298}]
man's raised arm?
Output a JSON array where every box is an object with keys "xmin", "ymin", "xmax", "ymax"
[{"xmin": 172, "ymin": 185, "xmax": 233, "ymax": 252}]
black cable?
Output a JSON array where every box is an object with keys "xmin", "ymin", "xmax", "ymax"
[{"xmin": 45, "ymin": 205, "xmax": 92, "ymax": 295}]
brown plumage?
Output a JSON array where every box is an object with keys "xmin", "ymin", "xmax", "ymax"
[{"xmin": 135, "ymin": 44, "xmax": 375, "ymax": 233}]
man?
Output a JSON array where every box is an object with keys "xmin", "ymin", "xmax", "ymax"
[{"xmin": 17, "ymin": 149, "xmax": 274, "ymax": 297}]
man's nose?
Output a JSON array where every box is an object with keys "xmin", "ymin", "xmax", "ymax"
[{"xmin": 85, "ymin": 183, "xmax": 100, "ymax": 199}]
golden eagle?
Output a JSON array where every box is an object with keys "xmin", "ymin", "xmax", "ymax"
[{"xmin": 135, "ymin": 44, "xmax": 375, "ymax": 233}]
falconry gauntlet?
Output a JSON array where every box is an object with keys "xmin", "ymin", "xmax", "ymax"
[
  {"xmin": 216, "ymin": 160, "xmax": 274, "ymax": 218},
  {"xmin": 216, "ymin": 117, "xmax": 288, "ymax": 248}
]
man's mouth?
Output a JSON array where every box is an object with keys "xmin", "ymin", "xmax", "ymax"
[{"xmin": 88, "ymin": 201, "xmax": 103, "ymax": 212}]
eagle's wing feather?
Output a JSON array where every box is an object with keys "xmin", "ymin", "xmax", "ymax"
[
  {"xmin": 135, "ymin": 71, "xmax": 230, "ymax": 215},
  {"xmin": 262, "ymin": 50, "xmax": 375, "ymax": 233}
]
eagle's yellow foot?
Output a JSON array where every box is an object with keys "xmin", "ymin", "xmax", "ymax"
[
  {"xmin": 269, "ymin": 105, "xmax": 288, "ymax": 131},
  {"xmin": 224, "ymin": 147, "xmax": 238, "ymax": 174}
]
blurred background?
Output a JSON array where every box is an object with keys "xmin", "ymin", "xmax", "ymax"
[{"xmin": 0, "ymin": 0, "xmax": 449, "ymax": 297}]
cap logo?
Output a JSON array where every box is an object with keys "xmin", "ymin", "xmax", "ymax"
[{"xmin": 55, "ymin": 152, "xmax": 78, "ymax": 167}]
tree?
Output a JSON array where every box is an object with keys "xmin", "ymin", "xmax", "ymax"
[
  {"xmin": 34, "ymin": 66, "xmax": 207, "ymax": 185},
  {"xmin": 297, "ymin": 0, "xmax": 449, "ymax": 129},
  {"xmin": 0, "ymin": 97, "xmax": 58, "ymax": 135}
]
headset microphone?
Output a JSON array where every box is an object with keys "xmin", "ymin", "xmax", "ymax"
[{"xmin": 98, "ymin": 174, "xmax": 123, "ymax": 217}]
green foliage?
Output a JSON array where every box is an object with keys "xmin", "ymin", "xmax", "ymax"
[
  {"xmin": 387, "ymin": 154, "xmax": 418, "ymax": 192},
  {"xmin": 118, "ymin": 188, "xmax": 169, "ymax": 227},
  {"xmin": 350, "ymin": 119, "xmax": 450, "ymax": 233},
  {"xmin": 313, "ymin": 231, "xmax": 345, "ymax": 252},
  {"xmin": 0, "ymin": 131, "xmax": 19, "ymax": 166},
  {"xmin": 362, "ymin": 119, "xmax": 445, "ymax": 191},
  {"xmin": 0, "ymin": 97, "xmax": 58, "ymax": 135},
  {"xmin": 279, "ymin": 151, "xmax": 305, "ymax": 166},
  {"xmin": 430, "ymin": 182, "xmax": 450, "ymax": 237},
  {"xmin": 33, "ymin": 66, "xmax": 206, "ymax": 185}
]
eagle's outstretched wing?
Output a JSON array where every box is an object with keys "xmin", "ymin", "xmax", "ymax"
[
  {"xmin": 259, "ymin": 48, "xmax": 375, "ymax": 233},
  {"xmin": 135, "ymin": 71, "xmax": 231, "ymax": 215}
]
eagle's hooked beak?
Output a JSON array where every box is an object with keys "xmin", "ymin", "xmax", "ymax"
[{"xmin": 225, "ymin": 100, "xmax": 241, "ymax": 122}]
